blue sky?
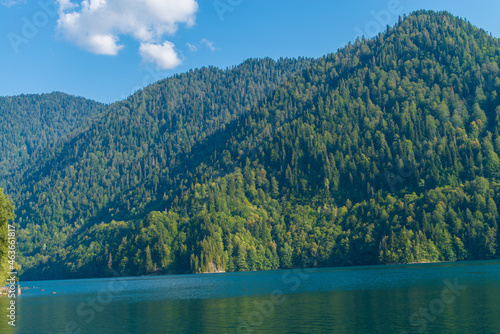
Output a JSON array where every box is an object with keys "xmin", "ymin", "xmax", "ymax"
[{"xmin": 1, "ymin": 0, "xmax": 499, "ymax": 104}]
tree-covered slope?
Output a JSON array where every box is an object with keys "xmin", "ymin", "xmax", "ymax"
[
  {"xmin": 13, "ymin": 10, "xmax": 500, "ymax": 280},
  {"xmin": 0, "ymin": 188, "xmax": 15, "ymax": 283},
  {"xmin": 0, "ymin": 92, "xmax": 104, "ymax": 178},
  {"xmin": 7, "ymin": 57, "xmax": 311, "ymax": 276}
]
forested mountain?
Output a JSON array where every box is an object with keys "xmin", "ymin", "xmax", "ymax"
[
  {"xmin": 5, "ymin": 57, "xmax": 312, "ymax": 278},
  {"xmin": 0, "ymin": 92, "xmax": 104, "ymax": 178},
  {"xmin": 6, "ymin": 10, "xmax": 500, "ymax": 280}
]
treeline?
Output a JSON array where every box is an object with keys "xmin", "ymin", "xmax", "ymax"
[
  {"xmin": 21, "ymin": 173, "xmax": 499, "ymax": 280},
  {"xmin": 11, "ymin": 10, "xmax": 500, "ymax": 280}
]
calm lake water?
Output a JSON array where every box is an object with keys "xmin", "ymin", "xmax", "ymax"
[{"xmin": 6, "ymin": 260, "xmax": 500, "ymax": 333}]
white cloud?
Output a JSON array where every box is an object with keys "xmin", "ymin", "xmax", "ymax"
[
  {"xmin": 200, "ymin": 38, "xmax": 216, "ymax": 52},
  {"xmin": 139, "ymin": 42, "xmax": 181, "ymax": 70},
  {"xmin": 1, "ymin": 0, "xmax": 25, "ymax": 7},
  {"xmin": 56, "ymin": 0, "xmax": 198, "ymax": 67}
]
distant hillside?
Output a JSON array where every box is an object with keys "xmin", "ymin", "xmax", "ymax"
[
  {"xmin": 8, "ymin": 11, "xmax": 500, "ymax": 280},
  {"xmin": 4, "ymin": 58, "xmax": 312, "ymax": 278},
  {"xmin": 0, "ymin": 92, "xmax": 104, "ymax": 178}
]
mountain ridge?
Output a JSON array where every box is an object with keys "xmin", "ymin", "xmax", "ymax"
[
  {"xmin": 6, "ymin": 10, "xmax": 500, "ymax": 280},
  {"xmin": 0, "ymin": 92, "xmax": 105, "ymax": 180}
]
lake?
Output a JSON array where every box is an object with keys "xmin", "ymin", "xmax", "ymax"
[{"xmin": 8, "ymin": 260, "xmax": 500, "ymax": 333}]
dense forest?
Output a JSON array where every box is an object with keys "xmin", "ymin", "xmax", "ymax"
[
  {"xmin": 0, "ymin": 188, "xmax": 15, "ymax": 283},
  {"xmin": 0, "ymin": 92, "xmax": 104, "ymax": 178},
  {"xmin": 3, "ymin": 10, "xmax": 500, "ymax": 280}
]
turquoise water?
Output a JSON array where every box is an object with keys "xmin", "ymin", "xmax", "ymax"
[{"xmin": 9, "ymin": 261, "xmax": 500, "ymax": 333}]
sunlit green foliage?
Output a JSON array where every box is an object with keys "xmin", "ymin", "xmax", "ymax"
[
  {"xmin": 0, "ymin": 188, "xmax": 15, "ymax": 283},
  {"xmin": 5, "ymin": 11, "xmax": 500, "ymax": 280}
]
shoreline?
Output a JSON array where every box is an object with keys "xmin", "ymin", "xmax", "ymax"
[{"xmin": 16, "ymin": 258, "xmax": 500, "ymax": 283}]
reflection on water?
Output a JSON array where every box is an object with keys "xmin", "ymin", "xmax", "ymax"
[{"xmin": 12, "ymin": 260, "xmax": 500, "ymax": 333}]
